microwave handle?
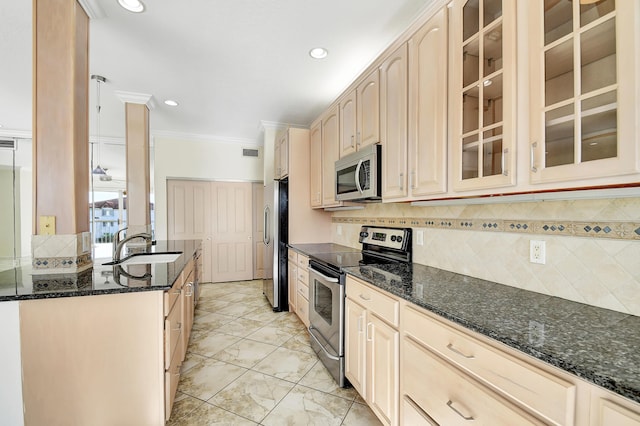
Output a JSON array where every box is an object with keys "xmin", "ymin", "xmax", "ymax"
[{"xmin": 355, "ymin": 159, "xmax": 364, "ymax": 194}]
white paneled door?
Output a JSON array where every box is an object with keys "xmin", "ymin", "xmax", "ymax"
[{"xmin": 167, "ymin": 180, "xmax": 254, "ymax": 283}]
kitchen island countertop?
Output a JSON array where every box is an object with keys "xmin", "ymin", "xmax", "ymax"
[
  {"xmin": 343, "ymin": 262, "xmax": 640, "ymax": 405},
  {"xmin": 0, "ymin": 239, "xmax": 201, "ymax": 302}
]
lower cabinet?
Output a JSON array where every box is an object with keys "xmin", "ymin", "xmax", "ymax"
[
  {"xmin": 345, "ymin": 276, "xmax": 400, "ymax": 426},
  {"xmin": 287, "ymin": 250, "xmax": 310, "ymax": 327}
]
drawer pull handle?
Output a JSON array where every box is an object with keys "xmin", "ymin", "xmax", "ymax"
[
  {"xmin": 359, "ymin": 294, "xmax": 371, "ymax": 301},
  {"xmin": 447, "ymin": 343, "xmax": 474, "ymax": 359},
  {"xmin": 366, "ymin": 322, "xmax": 373, "ymax": 342},
  {"xmin": 447, "ymin": 400, "xmax": 474, "ymax": 421}
]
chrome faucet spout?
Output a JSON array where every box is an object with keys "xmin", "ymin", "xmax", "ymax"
[{"xmin": 113, "ymin": 232, "xmax": 152, "ymax": 263}]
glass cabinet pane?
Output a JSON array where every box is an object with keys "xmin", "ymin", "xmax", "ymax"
[
  {"xmin": 544, "ymin": 0, "xmax": 573, "ymax": 45},
  {"xmin": 463, "ymin": 38, "xmax": 480, "ymax": 87},
  {"xmin": 483, "ymin": 73, "xmax": 503, "ymax": 126},
  {"xmin": 484, "ymin": 0, "xmax": 502, "ymax": 26},
  {"xmin": 580, "ymin": 0, "xmax": 615, "ymax": 27},
  {"xmin": 463, "ymin": 0, "xmax": 480, "ymax": 41},
  {"xmin": 545, "ymin": 39, "xmax": 573, "ymax": 106},
  {"xmin": 482, "ymin": 128, "xmax": 503, "ymax": 176},
  {"xmin": 462, "ymin": 86, "xmax": 480, "ymax": 133},
  {"xmin": 483, "ymin": 24, "xmax": 502, "ymax": 76},
  {"xmin": 462, "ymin": 135, "xmax": 479, "ymax": 180},
  {"xmin": 581, "ymin": 19, "xmax": 616, "ymax": 94},
  {"xmin": 581, "ymin": 91, "xmax": 617, "ymax": 162},
  {"xmin": 545, "ymin": 105, "xmax": 574, "ymax": 167}
]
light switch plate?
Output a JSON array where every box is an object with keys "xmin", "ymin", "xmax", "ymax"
[
  {"xmin": 39, "ymin": 216, "xmax": 56, "ymax": 235},
  {"xmin": 82, "ymin": 232, "xmax": 92, "ymax": 253},
  {"xmin": 416, "ymin": 230, "xmax": 424, "ymax": 246}
]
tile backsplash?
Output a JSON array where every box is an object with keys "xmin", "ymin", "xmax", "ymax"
[{"xmin": 332, "ymin": 197, "xmax": 640, "ymax": 316}]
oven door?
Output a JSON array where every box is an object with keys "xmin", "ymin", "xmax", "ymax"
[{"xmin": 308, "ymin": 262, "xmax": 344, "ymax": 357}]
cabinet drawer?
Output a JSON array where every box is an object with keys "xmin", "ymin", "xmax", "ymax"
[
  {"xmin": 296, "ymin": 290, "xmax": 309, "ymax": 327},
  {"xmin": 403, "ymin": 337, "xmax": 545, "ymax": 425},
  {"xmin": 297, "ymin": 267, "xmax": 309, "ymax": 285},
  {"xmin": 404, "ymin": 305, "xmax": 576, "ymax": 425},
  {"xmin": 287, "ymin": 250, "xmax": 298, "ymax": 263},
  {"xmin": 402, "ymin": 396, "xmax": 438, "ymax": 426},
  {"xmin": 164, "ymin": 281, "xmax": 182, "ymax": 314},
  {"xmin": 165, "ymin": 348, "xmax": 182, "ymax": 421},
  {"xmin": 164, "ymin": 299, "xmax": 182, "ymax": 370},
  {"xmin": 346, "ymin": 277, "xmax": 399, "ymax": 327},
  {"xmin": 297, "ymin": 280, "xmax": 309, "ymax": 300},
  {"xmin": 297, "ymin": 254, "xmax": 309, "ymax": 269}
]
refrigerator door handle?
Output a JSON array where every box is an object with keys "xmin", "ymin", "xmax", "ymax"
[{"xmin": 263, "ymin": 205, "xmax": 270, "ymax": 245}]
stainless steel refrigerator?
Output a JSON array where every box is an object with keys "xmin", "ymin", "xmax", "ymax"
[{"xmin": 262, "ymin": 178, "xmax": 288, "ymax": 311}]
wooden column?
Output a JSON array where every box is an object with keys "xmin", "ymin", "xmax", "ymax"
[
  {"xmin": 123, "ymin": 101, "xmax": 151, "ymax": 236},
  {"xmin": 31, "ymin": 0, "xmax": 91, "ymax": 273}
]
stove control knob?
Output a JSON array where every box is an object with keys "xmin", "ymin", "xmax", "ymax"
[
  {"xmin": 396, "ymin": 236, "xmax": 403, "ymax": 243},
  {"xmin": 360, "ymin": 231, "xmax": 369, "ymax": 238},
  {"xmin": 390, "ymin": 235, "xmax": 397, "ymax": 242}
]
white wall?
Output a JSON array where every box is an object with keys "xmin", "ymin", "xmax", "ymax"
[{"xmin": 153, "ymin": 136, "xmax": 264, "ymax": 240}]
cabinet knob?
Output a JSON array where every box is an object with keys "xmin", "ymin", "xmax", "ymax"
[{"xmin": 530, "ymin": 142, "xmax": 538, "ymax": 172}]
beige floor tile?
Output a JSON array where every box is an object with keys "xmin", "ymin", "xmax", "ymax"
[
  {"xmin": 208, "ymin": 370, "xmax": 295, "ymax": 423},
  {"xmin": 241, "ymin": 306, "xmax": 281, "ymax": 323},
  {"xmin": 215, "ymin": 302, "xmax": 260, "ymax": 317},
  {"xmin": 299, "ymin": 361, "xmax": 358, "ymax": 401},
  {"xmin": 181, "ymin": 352, "xmax": 208, "ymax": 374},
  {"xmin": 281, "ymin": 330, "xmax": 315, "ymax": 355},
  {"xmin": 246, "ymin": 323, "xmax": 300, "ymax": 346},
  {"xmin": 212, "ymin": 338, "xmax": 278, "ymax": 368},
  {"xmin": 342, "ymin": 401, "xmax": 383, "ymax": 425},
  {"xmin": 178, "ymin": 358, "xmax": 247, "ymax": 401},
  {"xmin": 271, "ymin": 311, "xmax": 308, "ymax": 331},
  {"xmin": 166, "ymin": 392, "xmax": 204, "ymax": 425},
  {"xmin": 196, "ymin": 299, "xmax": 231, "ymax": 314},
  {"xmin": 171, "ymin": 401, "xmax": 258, "ymax": 425},
  {"xmin": 217, "ymin": 317, "xmax": 267, "ymax": 337},
  {"xmin": 188, "ymin": 330, "xmax": 242, "ymax": 358},
  {"xmin": 252, "ymin": 347, "xmax": 318, "ymax": 382},
  {"xmin": 261, "ymin": 385, "xmax": 352, "ymax": 426},
  {"xmin": 192, "ymin": 311, "xmax": 235, "ymax": 332}
]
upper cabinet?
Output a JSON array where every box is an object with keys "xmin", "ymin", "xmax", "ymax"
[
  {"xmin": 380, "ymin": 44, "xmax": 409, "ymax": 200},
  {"xmin": 321, "ymin": 105, "xmax": 342, "ymax": 207},
  {"xmin": 528, "ymin": 0, "xmax": 639, "ymax": 184},
  {"xmin": 450, "ymin": 0, "xmax": 517, "ymax": 192},
  {"xmin": 309, "ymin": 120, "xmax": 323, "ymax": 208},
  {"xmin": 274, "ymin": 131, "xmax": 289, "ymax": 180},
  {"xmin": 340, "ymin": 69, "xmax": 380, "ymax": 158},
  {"xmin": 407, "ymin": 7, "xmax": 448, "ymax": 198}
]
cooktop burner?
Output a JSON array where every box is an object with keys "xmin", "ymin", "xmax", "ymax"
[{"xmin": 309, "ymin": 251, "xmax": 363, "ymax": 270}]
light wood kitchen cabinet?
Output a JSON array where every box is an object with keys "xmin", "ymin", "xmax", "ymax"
[
  {"xmin": 591, "ymin": 387, "xmax": 640, "ymax": 426},
  {"xmin": 449, "ymin": 0, "xmax": 517, "ymax": 192},
  {"xmin": 286, "ymin": 250, "xmax": 310, "ymax": 327},
  {"xmin": 309, "ymin": 120, "xmax": 323, "ymax": 208},
  {"xmin": 528, "ymin": 0, "xmax": 640, "ymax": 185},
  {"xmin": 380, "ymin": 43, "xmax": 409, "ymax": 201},
  {"xmin": 402, "ymin": 302, "xmax": 578, "ymax": 425},
  {"xmin": 287, "ymin": 252, "xmax": 297, "ymax": 313},
  {"xmin": 181, "ymin": 259, "xmax": 195, "ymax": 355},
  {"xmin": 406, "ymin": 7, "xmax": 448, "ymax": 198},
  {"xmin": 274, "ymin": 130, "xmax": 289, "ymax": 180},
  {"xmin": 321, "ymin": 105, "xmax": 341, "ymax": 207},
  {"xmin": 345, "ymin": 275, "xmax": 400, "ymax": 425},
  {"xmin": 340, "ymin": 69, "xmax": 381, "ymax": 158}
]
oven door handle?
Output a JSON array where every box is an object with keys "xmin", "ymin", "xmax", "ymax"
[
  {"xmin": 309, "ymin": 326, "xmax": 340, "ymax": 361},
  {"xmin": 309, "ymin": 267, "xmax": 339, "ymax": 283}
]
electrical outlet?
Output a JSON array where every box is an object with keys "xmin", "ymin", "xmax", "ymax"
[
  {"xmin": 416, "ymin": 230, "xmax": 424, "ymax": 246},
  {"xmin": 530, "ymin": 240, "xmax": 546, "ymax": 264}
]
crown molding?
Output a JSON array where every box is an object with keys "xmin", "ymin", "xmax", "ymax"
[
  {"xmin": 152, "ymin": 130, "xmax": 262, "ymax": 147},
  {"xmin": 0, "ymin": 129, "xmax": 32, "ymax": 139},
  {"xmin": 258, "ymin": 120, "xmax": 308, "ymax": 133},
  {"xmin": 77, "ymin": 0, "xmax": 106, "ymax": 19},
  {"xmin": 114, "ymin": 91, "xmax": 156, "ymax": 110}
]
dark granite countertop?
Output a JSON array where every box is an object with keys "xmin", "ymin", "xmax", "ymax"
[
  {"xmin": 342, "ymin": 262, "xmax": 640, "ymax": 405},
  {"xmin": 0, "ymin": 240, "xmax": 201, "ymax": 301}
]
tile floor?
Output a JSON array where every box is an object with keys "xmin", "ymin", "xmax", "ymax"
[{"xmin": 168, "ymin": 279, "xmax": 382, "ymax": 425}]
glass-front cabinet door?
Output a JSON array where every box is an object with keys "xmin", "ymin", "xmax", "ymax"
[
  {"xmin": 529, "ymin": 0, "xmax": 639, "ymax": 184},
  {"xmin": 450, "ymin": 0, "xmax": 516, "ymax": 192}
]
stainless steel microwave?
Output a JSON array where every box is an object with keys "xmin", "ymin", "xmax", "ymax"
[{"xmin": 335, "ymin": 144, "xmax": 381, "ymax": 202}]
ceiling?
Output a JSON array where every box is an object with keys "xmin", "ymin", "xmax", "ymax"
[{"xmin": 0, "ymin": 0, "xmax": 435, "ymax": 146}]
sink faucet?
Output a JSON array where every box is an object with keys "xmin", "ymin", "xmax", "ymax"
[
  {"xmin": 113, "ymin": 228, "xmax": 128, "ymax": 259},
  {"xmin": 113, "ymin": 232, "xmax": 152, "ymax": 263}
]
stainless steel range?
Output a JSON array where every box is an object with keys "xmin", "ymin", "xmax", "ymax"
[{"xmin": 307, "ymin": 226, "xmax": 412, "ymax": 387}]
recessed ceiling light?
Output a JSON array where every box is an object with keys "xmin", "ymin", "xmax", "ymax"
[
  {"xmin": 309, "ymin": 47, "xmax": 328, "ymax": 60},
  {"xmin": 164, "ymin": 100, "xmax": 179, "ymax": 107},
  {"xmin": 589, "ymin": 142, "xmax": 598, "ymax": 146},
  {"xmin": 118, "ymin": 0, "xmax": 145, "ymax": 13},
  {"xmin": 483, "ymin": 79, "xmax": 493, "ymax": 87}
]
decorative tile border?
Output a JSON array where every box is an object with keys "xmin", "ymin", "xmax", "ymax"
[
  {"xmin": 32, "ymin": 253, "xmax": 93, "ymax": 274},
  {"xmin": 333, "ymin": 217, "xmax": 640, "ymax": 241}
]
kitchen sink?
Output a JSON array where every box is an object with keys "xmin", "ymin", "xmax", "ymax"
[{"xmin": 103, "ymin": 252, "xmax": 182, "ymax": 266}]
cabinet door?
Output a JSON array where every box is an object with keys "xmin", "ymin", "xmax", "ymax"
[
  {"xmin": 529, "ymin": 0, "xmax": 639, "ymax": 184},
  {"xmin": 380, "ymin": 43, "xmax": 409, "ymax": 200},
  {"xmin": 450, "ymin": 0, "xmax": 517, "ymax": 192},
  {"xmin": 279, "ymin": 132, "xmax": 289, "ymax": 179},
  {"xmin": 309, "ymin": 121, "xmax": 323, "ymax": 208},
  {"xmin": 345, "ymin": 298, "xmax": 366, "ymax": 398},
  {"xmin": 321, "ymin": 105, "xmax": 341, "ymax": 207},
  {"xmin": 408, "ymin": 7, "xmax": 448, "ymax": 197},
  {"xmin": 357, "ymin": 69, "xmax": 380, "ymax": 149},
  {"xmin": 368, "ymin": 314, "xmax": 399, "ymax": 426},
  {"xmin": 287, "ymin": 260, "xmax": 297, "ymax": 313},
  {"xmin": 274, "ymin": 137, "xmax": 281, "ymax": 179},
  {"xmin": 340, "ymin": 90, "xmax": 357, "ymax": 158}
]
